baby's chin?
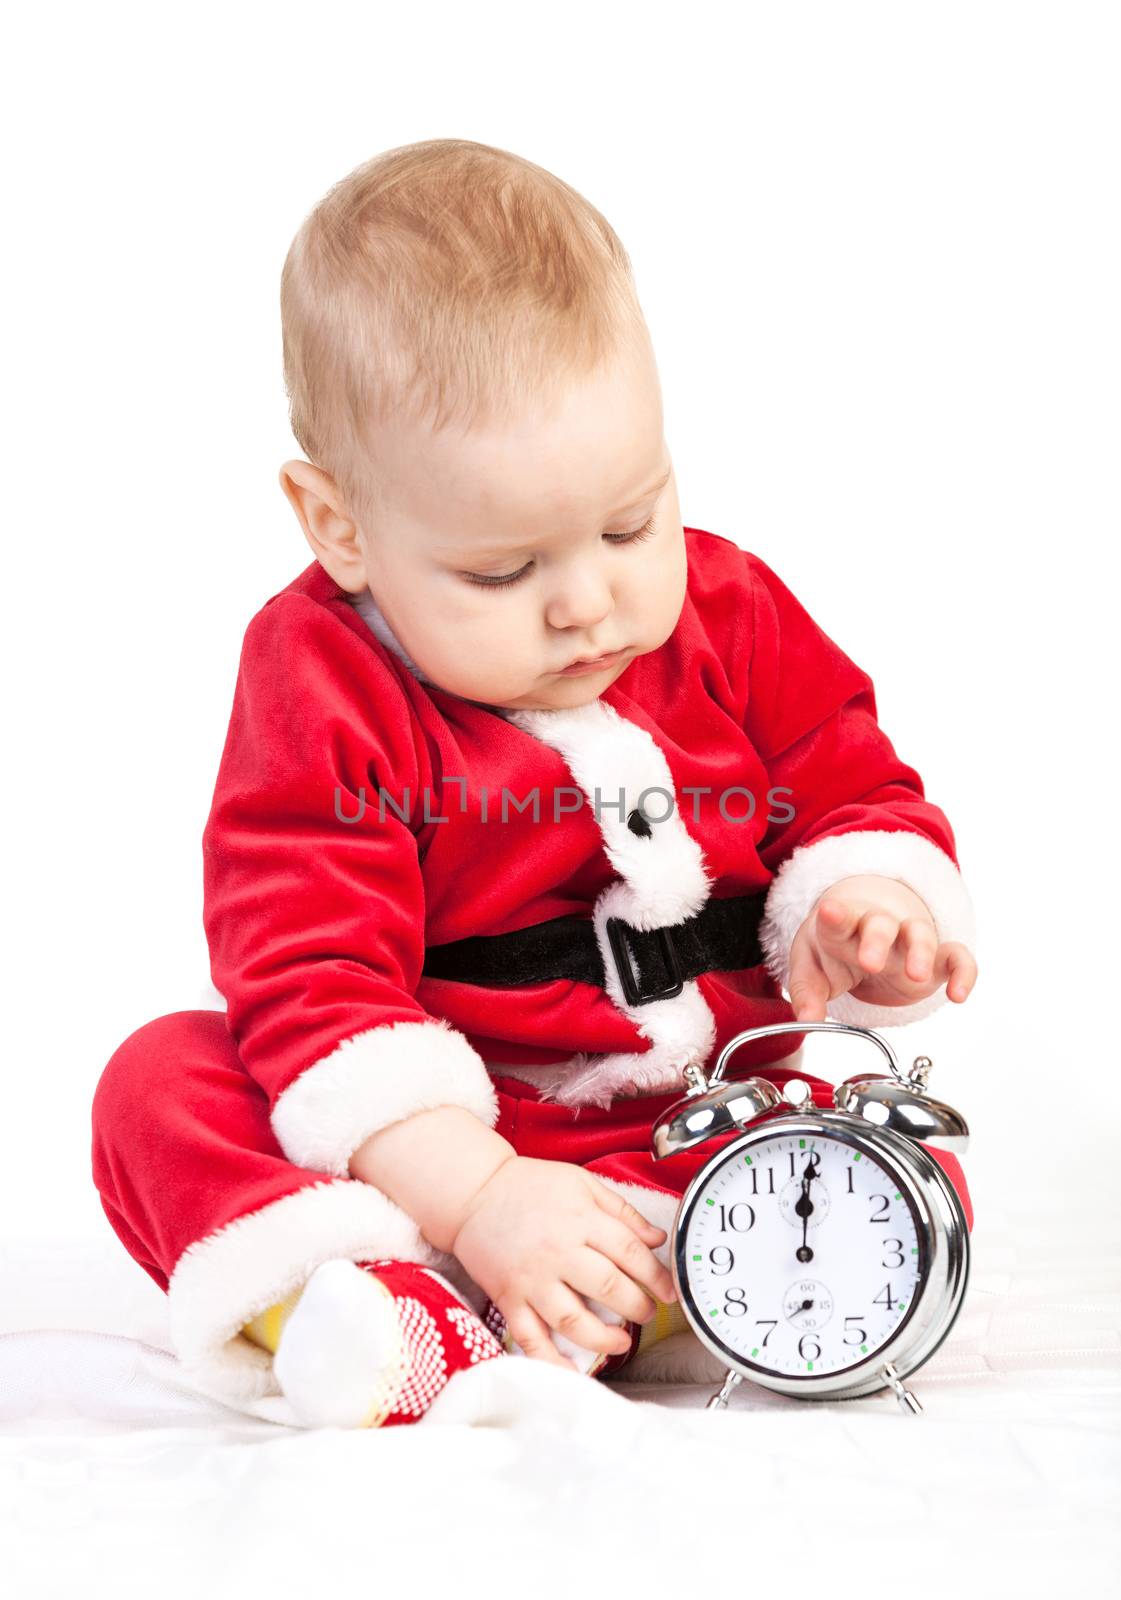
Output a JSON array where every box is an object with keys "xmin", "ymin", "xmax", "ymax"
[
  {"xmin": 502, "ymin": 686, "xmax": 607, "ymax": 712},
  {"xmin": 478, "ymin": 659, "xmax": 635, "ymax": 712}
]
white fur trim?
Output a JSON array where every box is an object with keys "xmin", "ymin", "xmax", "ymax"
[
  {"xmin": 271, "ymin": 1019, "xmax": 499, "ymax": 1177},
  {"xmin": 759, "ymin": 828, "xmax": 978, "ymax": 1028},
  {"xmin": 166, "ymin": 1176, "xmax": 484, "ymax": 1407},
  {"xmin": 505, "ymin": 701, "xmax": 719, "ymax": 1107},
  {"xmin": 507, "ymin": 700, "xmax": 714, "ymax": 926}
]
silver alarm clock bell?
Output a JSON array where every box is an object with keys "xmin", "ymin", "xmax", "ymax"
[{"xmin": 650, "ymin": 1021, "xmax": 971, "ymax": 1416}]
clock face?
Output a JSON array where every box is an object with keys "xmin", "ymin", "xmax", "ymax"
[{"xmin": 678, "ymin": 1128, "xmax": 927, "ymax": 1380}]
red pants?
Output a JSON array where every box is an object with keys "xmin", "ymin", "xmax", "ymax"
[{"xmin": 91, "ymin": 1009, "xmax": 973, "ymax": 1407}]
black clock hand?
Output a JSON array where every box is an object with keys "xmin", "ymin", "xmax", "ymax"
[
  {"xmin": 799, "ymin": 1154, "xmax": 820, "ymax": 1191},
  {"xmin": 797, "ymin": 1180, "xmax": 812, "ymax": 1250},
  {"xmin": 795, "ymin": 1155, "xmax": 819, "ymax": 1257}
]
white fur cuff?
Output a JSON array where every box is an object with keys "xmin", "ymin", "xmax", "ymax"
[
  {"xmin": 271, "ymin": 1019, "xmax": 500, "ymax": 1178},
  {"xmin": 758, "ymin": 828, "xmax": 977, "ymax": 1028},
  {"xmin": 167, "ymin": 1176, "xmax": 453, "ymax": 1407}
]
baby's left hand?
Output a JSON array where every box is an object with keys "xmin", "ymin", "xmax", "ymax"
[{"xmin": 787, "ymin": 874, "xmax": 978, "ymax": 1023}]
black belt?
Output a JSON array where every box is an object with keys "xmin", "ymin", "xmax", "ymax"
[{"xmin": 422, "ymin": 891, "xmax": 768, "ymax": 1007}]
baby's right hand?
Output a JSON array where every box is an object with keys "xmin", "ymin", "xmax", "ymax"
[{"xmin": 449, "ymin": 1155, "xmax": 677, "ymax": 1371}]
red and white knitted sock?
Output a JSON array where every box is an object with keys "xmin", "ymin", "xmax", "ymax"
[{"xmin": 268, "ymin": 1258, "xmax": 505, "ymax": 1429}]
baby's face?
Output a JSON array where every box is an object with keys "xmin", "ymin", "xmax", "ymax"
[{"xmin": 353, "ymin": 337, "xmax": 687, "ymax": 711}]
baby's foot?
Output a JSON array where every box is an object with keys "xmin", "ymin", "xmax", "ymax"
[{"xmin": 273, "ymin": 1258, "xmax": 505, "ymax": 1428}]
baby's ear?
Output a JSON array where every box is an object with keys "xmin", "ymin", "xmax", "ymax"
[{"xmin": 278, "ymin": 460, "xmax": 366, "ymax": 592}]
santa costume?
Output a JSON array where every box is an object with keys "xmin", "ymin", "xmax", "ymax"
[{"xmin": 91, "ymin": 526, "xmax": 976, "ymax": 1416}]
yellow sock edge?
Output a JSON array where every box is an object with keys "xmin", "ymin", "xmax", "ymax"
[
  {"xmin": 636, "ymin": 1295, "xmax": 690, "ymax": 1355},
  {"xmin": 240, "ymin": 1284, "xmax": 306, "ymax": 1354}
]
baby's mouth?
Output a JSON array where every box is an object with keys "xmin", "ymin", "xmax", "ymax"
[{"xmin": 556, "ymin": 647, "xmax": 629, "ymax": 673}]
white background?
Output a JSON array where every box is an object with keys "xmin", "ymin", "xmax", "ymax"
[{"xmin": 2, "ymin": 1, "xmax": 1116, "ymax": 1256}]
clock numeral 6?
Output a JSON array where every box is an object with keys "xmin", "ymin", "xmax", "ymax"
[{"xmin": 798, "ymin": 1334, "xmax": 821, "ymax": 1362}]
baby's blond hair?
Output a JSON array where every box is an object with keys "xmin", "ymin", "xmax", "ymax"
[{"xmin": 280, "ymin": 138, "xmax": 648, "ymax": 528}]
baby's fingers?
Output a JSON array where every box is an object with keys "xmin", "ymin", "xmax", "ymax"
[
  {"xmin": 503, "ymin": 1301, "xmax": 581, "ymax": 1372},
  {"xmin": 591, "ymin": 1179, "xmax": 669, "ymax": 1251},
  {"xmin": 590, "ymin": 1217, "xmax": 677, "ymax": 1311},
  {"xmin": 531, "ymin": 1279, "xmax": 634, "ymax": 1361},
  {"xmin": 787, "ymin": 942, "xmax": 831, "ymax": 1023},
  {"xmin": 813, "ymin": 895, "xmax": 863, "ymax": 949},
  {"xmin": 900, "ymin": 917, "xmax": 938, "ymax": 983},
  {"xmin": 938, "ymin": 941, "xmax": 978, "ymax": 1002},
  {"xmin": 852, "ymin": 910, "xmax": 902, "ymax": 974}
]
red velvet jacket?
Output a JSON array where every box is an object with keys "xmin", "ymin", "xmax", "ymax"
[{"xmin": 202, "ymin": 526, "xmax": 975, "ymax": 1177}]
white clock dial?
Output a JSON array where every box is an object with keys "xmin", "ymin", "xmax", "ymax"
[{"xmin": 680, "ymin": 1131, "xmax": 925, "ymax": 1379}]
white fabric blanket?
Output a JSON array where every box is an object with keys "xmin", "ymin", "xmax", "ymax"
[{"xmin": 2, "ymin": 1197, "xmax": 1118, "ymax": 1597}]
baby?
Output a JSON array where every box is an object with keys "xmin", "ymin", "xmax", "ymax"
[{"xmin": 91, "ymin": 139, "xmax": 978, "ymax": 1430}]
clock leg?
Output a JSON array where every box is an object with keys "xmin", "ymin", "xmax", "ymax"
[
  {"xmin": 880, "ymin": 1362, "xmax": 924, "ymax": 1415},
  {"xmin": 706, "ymin": 1368, "xmax": 744, "ymax": 1410}
]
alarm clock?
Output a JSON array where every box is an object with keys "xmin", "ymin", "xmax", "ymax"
[{"xmin": 650, "ymin": 1020, "xmax": 971, "ymax": 1416}]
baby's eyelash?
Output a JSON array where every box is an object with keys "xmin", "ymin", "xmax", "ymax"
[
  {"xmin": 463, "ymin": 516, "xmax": 657, "ymax": 591},
  {"xmin": 607, "ymin": 514, "xmax": 657, "ymax": 547}
]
